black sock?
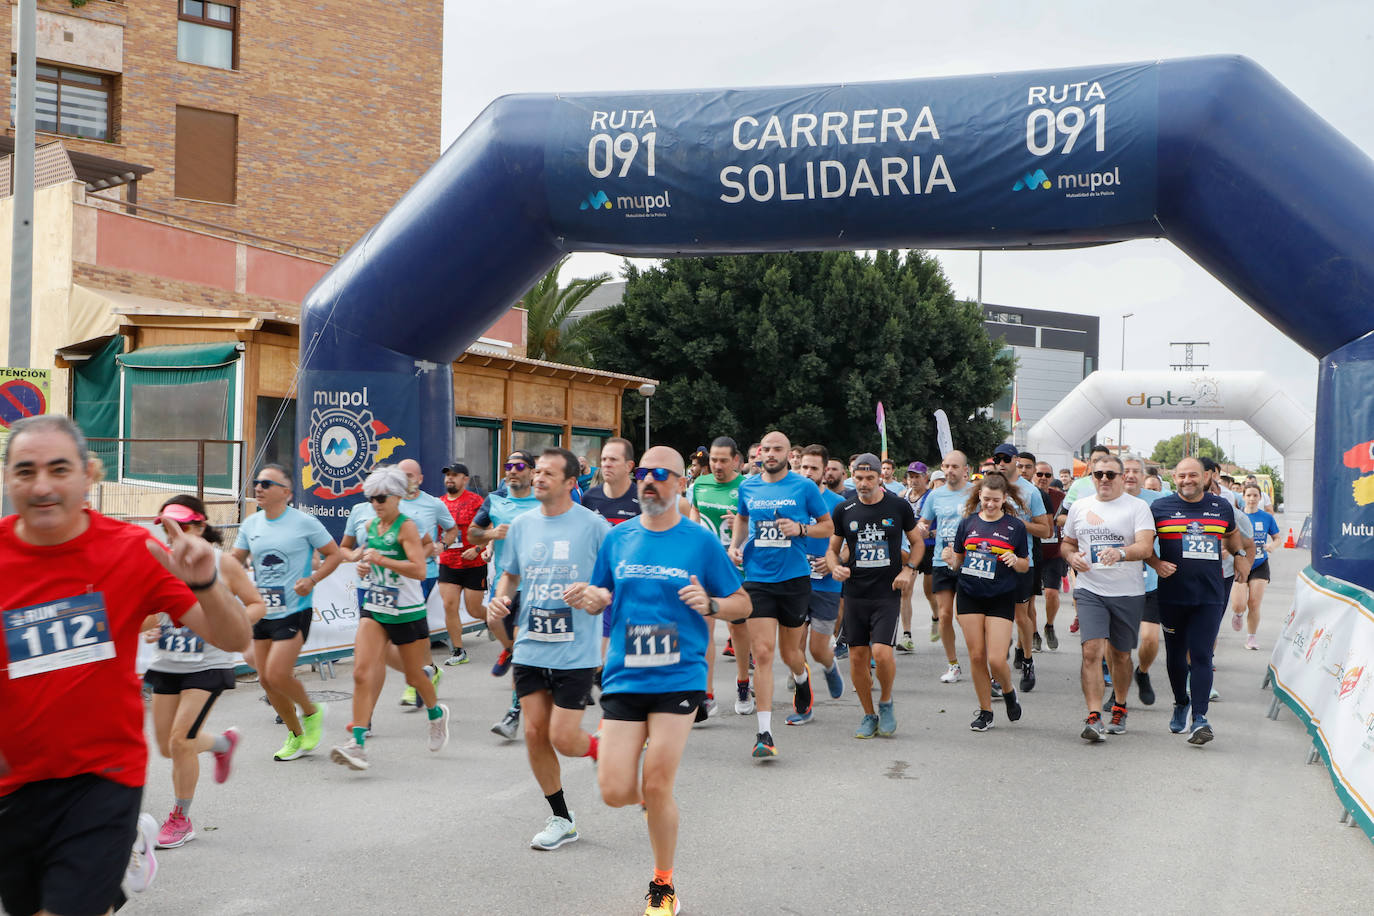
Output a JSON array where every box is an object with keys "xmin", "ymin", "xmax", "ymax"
[{"xmin": 546, "ymin": 789, "xmax": 571, "ymax": 821}]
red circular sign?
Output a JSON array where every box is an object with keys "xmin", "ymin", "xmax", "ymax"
[{"xmin": 0, "ymin": 378, "xmax": 47, "ymax": 427}]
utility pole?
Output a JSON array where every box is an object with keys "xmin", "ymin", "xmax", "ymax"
[
  {"xmin": 1169, "ymin": 341, "xmax": 1209, "ymax": 458},
  {"xmin": 9, "ymin": 0, "xmax": 36, "ymax": 369}
]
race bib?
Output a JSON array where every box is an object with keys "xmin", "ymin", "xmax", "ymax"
[
  {"xmin": 4, "ymin": 592, "xmax": 115, "ymax": 679},
  {"xmin": 156, "ymin": 624, "xmax": 204, "ymax": 662},
  {"xmin": 625, "ymin": 623, "xmax": 680, "ymax": 667},
  {"xmin": 1255, "ymin": 542, "xmax": 1267, "ymax": 560},
  {"xmin": 809, "ymin": 555, "xmax": 828, "ymax": 580},
  {"xmin": 527, "ymin": 605, "xmax": 574, "ymax": 642},
  {"xmin": 1089, "ymin": 542, "xmax": 1122, "ymax": 565},
  {"xmin": 962, "ymin": 551, "xmax": 997, "ymax": 579},
  {"xmin": 260, "ymin": 586, "xmax": 288, "ymax": 613},
  {"xmin": 1182, "ymin": 534, "xmax": 1219, "ymax": 561},
  {"xmin": 364, "ymin": 582, "xmax": 400, "ymax": 613},
  {"xmin": 1042, "ymin": 533, "xmax": 1058, "ymax": 545},
  {"xmin": 755, "ymin": 519, "xmax": 790, "ymax": 549},
  {"xmin": 855, "ymin": 539, "xmax": 889, "ymax": 569}
]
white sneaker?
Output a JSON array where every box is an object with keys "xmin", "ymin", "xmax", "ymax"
[
  {"xmin": 125, "ymin": 812, "xmax": 159, "ymax": 893},
  {"xmin": 939, "ymin": 663, "xmax": 962, "ymax": 684},
  {"xmin": 428, "ymin": 704, "xmax": 450, "ymax": 752},
  {"xmin": 531, "ymin": 813, "xmax": 578, "ymax": 850},
  {"xmin": 330, "ymin": 741, "xmax": 370, "ymax": 771}
]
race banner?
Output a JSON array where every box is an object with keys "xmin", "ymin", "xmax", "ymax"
[{"xmin": 1269, "ymin": 566, "xmax": 1374, "ymax": 841}]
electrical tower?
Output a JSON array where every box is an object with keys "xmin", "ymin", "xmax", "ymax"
[{"xmin": 1169, "ymin": 341, "xmax": 1210, "ymax": 458}]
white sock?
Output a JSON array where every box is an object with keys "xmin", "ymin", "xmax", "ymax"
[
  {"xmin": 823, "ymin": 661, "xmax": 837, "ymax": 674},
  {"xmin": 757, "ymin": 711, "xmax": 772, "ymax": 733},
  {"xmin": 793, "ymin": 667, "xmax": 808, "ymax": 685}
]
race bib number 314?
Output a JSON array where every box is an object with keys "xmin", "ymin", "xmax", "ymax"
[{"xmin": 4, "ymin": 593, "xmax": 115, "ymax": 679}]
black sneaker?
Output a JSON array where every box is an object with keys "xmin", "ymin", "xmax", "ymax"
[
  {"xmin": 990, "ymin": 680, "xmax": 1004, "ymax": 700},
  {"xmin": 970, "ymin": 710, "xmax": 994, "ymax": 731},
  {"xmin": 1032, "ymin": 632, "xmax": 1043, "ymax": 653},
  {"xmin": 1044, "ymin": 624, "xmax": 1058, "ymax": 650},
  {"xmin": 1135, "ymin": 667, "xmax": 1156, "ymax": 705},
  {"xmin": 1003, "ymin": 688, "xmax": 1022, "ymax": 722},
  {"xmin": 1019, "ymin": 657, "xmax": 1036, "ymax": 693},
  {"xmin": 793, "ymin": 673, "xmax": 813, "ymax": 717},
  {"xmin": 1013, "ymin": 647, "xmax": 1025, "ymax": 670},
  {"xmin": 645, "ymin": 880, "xmax": 677, "ymax": 915}
]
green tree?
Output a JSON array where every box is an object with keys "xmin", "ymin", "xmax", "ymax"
[
  {"xmin": 518, "ymin": 256, "xmax": 611, "ymax": 364},
  {"xmin": 1150, "ymin": 434, "xmax": 1228, "ymax": 469},
  {"xmin": 581, "ymin": 251, "xmax": 1013, "ymax": 461},
  {"xmin": 1256, "ymin": 462, "xmax": 1284, "ymax": 509}
]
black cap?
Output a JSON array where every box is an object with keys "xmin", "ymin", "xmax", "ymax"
[
  {"xmin": 507, "ymin": 450, "xmax": 537, "ymax": 466},
  {"xmin": 442, "ymin": 462, "xmax": 469, "ymax": 475},
  {"xmin": 992, "ymin": 442, "xmax": 1019, "ymax": 459},
  {"xmin": 853, "ymin": 452, "xmax": 882, "ymax": 472}
]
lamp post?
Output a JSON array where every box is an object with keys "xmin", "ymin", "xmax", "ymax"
[
  {"xmin": 1118, "ymin": 312, "xmax": 1133, "ymax": 453},
  {"xmin": 638, "ymin": 383, "xmax": 656, "ymax": 454}
]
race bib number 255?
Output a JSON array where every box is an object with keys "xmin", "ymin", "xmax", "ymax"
[{"xmin": 4, "ymin": 592, "xmax": 115, "ymax": 679}]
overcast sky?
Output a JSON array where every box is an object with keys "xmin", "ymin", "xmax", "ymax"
[{"xmin": 442, "ymin": 1, "xmax": 1374, "ymax": 474}]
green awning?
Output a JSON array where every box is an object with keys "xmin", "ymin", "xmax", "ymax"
[{"xmin": 117, "ymin": 341, "xmax": 242, "ymax": 369}]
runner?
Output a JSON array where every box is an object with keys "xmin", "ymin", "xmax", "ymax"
[
  {"xmin": 788, "ymin": 445, "xmax": 847, "ymax": 723},
  {"xmin": 990, "ymin": 443, "xmax": 1050, "ymax": 693},
  {"xmin": 1060, "ymin": 455, "xmax": 1156, "ymax": 741},
  {"xmin": 688, "ymin": 436, "xmax": 746, "ymax": 718},
  {"xmin": 823, "ymin": 457, "xmax": 853, "ymax": 656},
  {"xmin": 439, "ymin": 461, "xmax": 486, "ymax": 666},
  {"xmin": 899, "ymin": 461, "xmax": 938, "ymax": 651},
  {"xmin": 947, "ymin": 473, "xmax": 1028, "ymax": 731},
  {"xmin": 1033, "ymin": 460, "xmax": 1067, "ymax": 650},
  {"xmin": 1233, "ymin": 484, "xmax": 1280, "ymax": 650},
  {"xmin": 487, "ymin": 448, "xmax": 610, "ymax": 849},
  {"xmin": 1150, "ymin": 457, "xmax": 1248, "ymax": 745},
  {"xmin": 583, "ymin": 437, "xmax": 642, "ymax": 687},
  {"xmin": 826, "ymin": 454, "xmax": 921, "ymax": 737},
  {"xmin": 1, "ymin": 415, "xmax": 251, "ymax": 916},
  {"xmin": 394, "ymin": 458, "xmax": 455, "ymax": 705},
  {"xmin": 144, "ymin": 495, "xmax": 265, "ymax": 848},
  {"xmin": 568, "ymin": 446, "xmax": 750, "ymax": 916},
  {"xmin": 729, "ymin": 430, "xmax": 834, "ymax": 758},
  {"xmin": 880, "ymin": 459, "xmax": 904, "ymax": 495},
  {"xmin": 331, "ymin": 466, "xmax": 450, "ymax": 770},
  {"xmin": 470, "ymin": 450, "xmax": 542, "ymax": 738},
  {"xmin": 917, "ymin": 451, "xmax": 973, "ymax": 685},
  {"xmin": 1122, "ymin": 456, "xmax": 1166, "ymax": 706},
  {"xmin": 233, "ymin": 463, "xmax": 343, "ymax": 761}
]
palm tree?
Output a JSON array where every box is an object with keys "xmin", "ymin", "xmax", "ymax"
[{"xmin": 519, "ymin": 257, "xmax": 612, "ymax": 364}]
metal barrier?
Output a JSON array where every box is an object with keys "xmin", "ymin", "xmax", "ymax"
[{"xmin": 84, "ymin": 437, "xmax": 246, "ymax": 525}]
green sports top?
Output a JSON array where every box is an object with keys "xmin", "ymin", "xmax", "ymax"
[{"xmin": 362, "ymin": 516, "xmax": 426, "ymax": 623}]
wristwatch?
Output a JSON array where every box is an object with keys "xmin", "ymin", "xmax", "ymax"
[{"xmin": 707, "ymin": 598, "xmax": 720, "ymax": 617}]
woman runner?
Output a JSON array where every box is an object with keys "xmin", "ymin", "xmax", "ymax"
[{"xmin": 1233, "ymin": 483, "xmax": 1280, "ymax": 650}]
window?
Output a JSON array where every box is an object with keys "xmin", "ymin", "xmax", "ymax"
[
  {"xmin": 513, "ymin": 423, "xmax": 562, "ymax": 458},
  {"xmin": 569, "ymin": 429, "xmax": 610, "ymax": 474},
  {"xmin": 455, "ymin": 418, "xmax": 500, "ymax": 496},
  {"xmin": 9, "ymin": 63, "xmax": 112, "ymax": 141},
  {"xmin": 178, "ymin": 0, "xmax": 238, "ymax": 70},
  {"xmin": 175, "ymin": 106, "xmax": 237, "ymax": 204},
  {"xmin": 254, "ymin": 396, "xmax": 296, "ymax": 471}
]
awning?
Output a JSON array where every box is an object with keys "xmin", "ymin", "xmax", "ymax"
[{"xmin": 118, "ymin": 342, "xmax": 243, "ymax": 370}]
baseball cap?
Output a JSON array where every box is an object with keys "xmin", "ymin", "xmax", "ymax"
[
  {"xmin": 442, "ymin": 461, "xmax": 470, "ymax": 475},
  {"xmin": 906, "ymin": 461, "xmax": 928, "ymax": 475},
  {"xmin": 930, "ymin": 469, "xmax": 946, "ymax": 482},
  {"xmin": 853, "ymin": 452, "xmax": 882, "ymax": 472},
  {"xmin": 506, "ymin": 450, "xmax": 537, "ymax": 466},
  {"xmin": 992, "ymin": 442, "xmax": 1019, "ymax": 460}
]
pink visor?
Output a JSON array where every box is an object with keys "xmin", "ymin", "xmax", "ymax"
[{"xmin": 156, "ymin": 503, "xmax": 206, "ymax": 525}]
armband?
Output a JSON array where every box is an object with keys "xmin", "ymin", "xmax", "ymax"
[{"xmin": 186, "ymin": 568, "xmax": 219, "ymax": 591}]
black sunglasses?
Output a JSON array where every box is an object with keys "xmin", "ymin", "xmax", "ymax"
[
  {"xmin": 992, "ymin": 456, "xmax": 1015, "ymax": 464},
  {"xmin": 634, "ymin": 467, "xmax": 675, "ymax": 481},
  {"xmin": 253, "ymin": 478, "xmax": 287, "ymax": 489},
  {"xmin": 1034, "ymin": 472, "xmax": 1053, "ymax": 478},
  {"xmin": 504, "ymin": 461, "xmax": 529, "ymax": 472},
  {"xmin": 1092, "ymin": 470, "xmax": 1120, "ymax": 481},
  {"xmin": 367, "ymin": 494, "xmax": 393, "ymax": 503}
]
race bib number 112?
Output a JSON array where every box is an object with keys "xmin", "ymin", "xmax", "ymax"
[{"xmin": 4, "ymin": 592, "xmax": 115, "ymax": 679}]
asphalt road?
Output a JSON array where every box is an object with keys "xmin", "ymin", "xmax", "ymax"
[{"xmin": 118, "ymin": 543, "xmax": 1371, "ymax": 915}]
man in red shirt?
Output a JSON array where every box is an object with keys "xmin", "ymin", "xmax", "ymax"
[
  {"xmin": 0, "ymin": 415, "xmax": 251, "ymax": 916},
  {"xmin": 438, "ymin": 461, "xmax": 487, "ymax": 665}
]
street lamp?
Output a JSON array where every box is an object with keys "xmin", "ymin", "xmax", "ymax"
[
  {"xmin": 638, "ymin": 383, "xmax": 656, "ymax": 454},
  {"xmin": 1118, "ymin": 312, "xmax": 1134, "ymax": 452}
]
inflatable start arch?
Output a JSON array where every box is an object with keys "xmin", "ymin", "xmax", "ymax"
[{"xmin": 294, "ymin": 55, "xmax": 1374, "ymax": 594}]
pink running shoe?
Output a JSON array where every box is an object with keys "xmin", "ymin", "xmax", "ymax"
[
  {"xmin": 156, "ymin": 811, "xmax": 195, "ymax": 849},
  {"xmin": 1231, "ymin": 612, "xmax": 1243, "ymax": 632},
  {"xmin": 213, "ymin": 727, "xmax": 241, "ymax": 784}
]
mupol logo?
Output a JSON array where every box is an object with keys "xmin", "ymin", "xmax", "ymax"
[
  {"xmin": 324, "ymin": 437, "xmax": 353, "ymax": 457},
  {"xmin": 1013, "ymin": 169, "xmax": 1051, "ymax": 191},
  {"xmin": 580, "ymin": 191, "xmax": 612, "ymax": 211}
]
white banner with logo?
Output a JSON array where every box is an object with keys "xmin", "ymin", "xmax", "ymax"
[{"xmin": 1269, "ymin": 566, "xmax": 1374, "ymax": 840}]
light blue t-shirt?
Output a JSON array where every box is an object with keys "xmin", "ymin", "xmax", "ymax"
[
  {"xmin": 921, "ymin": 483, "xmax": 971, "ymax": 568},
  {"xmin": 805, "ymin": 488, "xmax": 847, "ymax": 594},
  {"xmin": 1131, "ymin": 487, "xmax": 1165, "ymax": 592},
  {"xmin": 1246, "ymin": 509, "xmax": 1280, "ymax": 567},
  {"xmin": 592, "ymin": 516, "xmax": 743, "ymax": 695},
  {"xmin": 479, "ymin": 491, "xmax": 542, "ymax": 594},
  {"xmin": 737, "ymin": 471, "xmax": 832, "ymax": 583},
  {"xmin": 235, "ymin": 507, "xmax": 334, "ymax": 619},
  {"xmin": 504, "ymin": 503, "xmax": 611, "ymax": 670},
  {"xmin": 883, "ymin": 481, "xmax": 905, "ymax": 496},
  {"xmin": 343, "ymin": 494, "xmax": 454, "ymax": 579},
  {"xmin": 1013, "ymin": 477, "xmax": 1048, "ymax": 567}
]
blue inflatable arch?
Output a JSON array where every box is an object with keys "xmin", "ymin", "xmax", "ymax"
[{"xmin": 296, "ymin": 55, "xmax": 1374, "ymax": 589}]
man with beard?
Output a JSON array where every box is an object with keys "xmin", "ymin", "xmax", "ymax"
[
  {"xmin": 439, "ymin": 462, "xmax": 486, "ymax": 666},
  {"xmin": 786, "ymin": 445, "xmax": 847, "ymax": 723},
  {"xmin": 823, "ymin": 457, "xmax": 852, "ymax": 656},
  {"xmin": 729, "ymin": 431, "xmax": 834, "ymax": 758},
  {"xmin": 689, "ymin": 436, "xmax": 746, "ymax": 718}
]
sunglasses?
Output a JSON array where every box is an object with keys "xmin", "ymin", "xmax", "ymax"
[
  {"xmin": 992, "ymin": 456, "xmax": 1014, "ymax": 464},
  {"xmin": 634, "ymin": 467, "xmax": 675, "ymax": 482},
  {"xmin": 1034, "ymin": 472, "xmax": 1053, "ymax": 478},
  {"xmin": 1092, "ymin": 470, "xmax": 1120, "ymax": 480},
  {"xmin": 367, "ymin": 494, "xmax": 393, "ymax": 503},
  {"xmin": 253, "ymin": 478, "xmax": 287, "ymax": 489},
  {"xmin": 504, "ymin": 461, "xmax": 529, "ymax": 472}
]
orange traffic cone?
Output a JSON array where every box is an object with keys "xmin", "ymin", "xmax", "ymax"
[{"xmin": 1284, "ymin": 528, "xmax": 1296, "ymax": 549}]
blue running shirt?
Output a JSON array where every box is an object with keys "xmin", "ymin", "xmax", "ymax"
[
  {"xmin": 737, "ymin": 472, "xmax": 831, "ymax": 583},
  {"xmin": 235, "ymin": 507, "xmax": 334, "ymax": 619}
]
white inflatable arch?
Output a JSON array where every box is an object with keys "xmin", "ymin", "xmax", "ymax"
[{"xmin": 1025, "ymin": 371, "xmax": 1313, "ymax": 515}]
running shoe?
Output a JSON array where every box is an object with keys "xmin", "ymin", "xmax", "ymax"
[
  {"xmin": 1013, "ymin": 647, "xmax": 1025, "ymax": 670},
  {"xmin": 273, "ymin": 732, "xmax": 305, "ymax": 761},
  {"xmin": 834, "ymin": 637, "xmax": 849, "ymax": 659},
  {"xmin": 970, "ymin": 709, "xmax": 994, "ymax": 731},
  {"xmin": 990, "ymin": 680, "xmax": 1003, "ymax": 700},
  {"xmin": 723, "ymin": 638, "xmax": 735, "ymax": 657},
  {"xmin": 1209, "ymin": 685, "xmax": 1220, "ymax": 701},
  {"xmin": 1246, "ymin": 634, "xmax": 1259, "ymax": 650},
  {"xmin": 1170, "ymin": 703, "xmax": 1190, "ymax": 734},
  {"xmin": 644, "ymin": 879, "xmax": 680, "ymax": 916},
  {"xmin": 1081, "ymin": 711, "xmax": 1106, "ymax": 743},
  {"xmin": 1107, "ymin": 703, "xmax": 1128, "ymax": 735},
  {"xmin": 1003, "ymin": 689, "xmax": 1022, "ymax": 722},
  {"xmin": 877, "ymin": 700, "xmax": 896, "ymax": 737},
  {"xmin": 330, "ymin": 741, "xmax": 369, "ymax": 770},
  {"xmin": 752, "ymin": 731, "xmax": 778, "ymax": 758},
  {"xmin": 1188, "ymin": 715, "xmax": 1214, "ymax": 746},
  {"xmin": 929, "ymin": 618, "xmax": 940, "ymax": 642},
  {"xmin": 531, "ymin": 814, "xmax": 578, "ymax": 850},
  {"xmin": 1135, "ymin": 668, "xmax": 1156, "ymax": 706},
  {"xmin": 428, "ymin": 704, "xmax": 451, "ymax": 752},
  {"xmin": 734, "ymin": 680, "xmax": 755, "ymax": 715},
  {"xmin": 430, "ymin": 664, "xmax": 443, "ymax": 690},
  {"xmin": 1069, "ymin": 617, "xmax": 1080, "ymax": 634},
  {"xmin": 491, "ymin": 707, "xmax": 521, "ymax": 740},
  {"xmin": 939, "ymin": 663, "xmax": 962, "ymax": 684},
  {"xmin": 824, "ymin": 663, "xmax": 844, "ymax": 699},
  {"xmin": 491, "ymin": 648, "xmax": 513, "ymax": 677},
  {"xmin": 1102, "ymin": 660, "xmax": 1112, "ymax": 687},
  {"xmin": 213, "ymin": 727, "xmax": 240, "ymax": 784},
  {"xmin": 786, "ymin": 672, "xmax": 795, "ymax": 691},
  {"xmin": 854, "ymin": 714, "xmax": 879, "ymax": 739},
  {"xmin": 1044, "ymin": 623, "xmax": 1058, "ymax": 650},
  {"xmin": 1231, "ymin": 612, "xmax": 1244, "ymax": 632},
  {"xmin": 694, "ymin": 695, "xmax": 718, "ymax": 723},
  {"xmin": 345, "ymin": 721, "xmax": 374, "ymax": 738},
  {"xmin": 126, "ymin": 813, "xmax": 159, "ymax": 893},
  {"xmin": 1032, "ymin": 631, "xmax": 1043, "ymax": 653},
  {"xmin": 1019, "ymin": 658, "xmax": 1036, "ymax": 693},
  {"xmin": 156, "ymin": 811, "xmax": 194, "ymax": 849},
  {"xmin": 300, "ymin": 703, "xmax": 327, "ymax": 752},
  {"xmin": 785, "ymin": 709, "xmax": 814, "ymax": 726},
  {"xmin": 443, "ymin": 647, "xmax": 470, "ymax": 666},
  {"xmin": 793, "ymin": 665, "xmax": 813, "ymax": 716},
  {"xmin": 400, "ymin": 685, "xmax": 419, "ymax": 707},
  {"xmin": 898, "ymin": 633, "xmax": 915, "ymax": 652}
]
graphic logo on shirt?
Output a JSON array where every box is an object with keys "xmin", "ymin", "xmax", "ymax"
[
  {"xmin": 531, "ymin": 541, "xmax": 550, "ymax": 562},
  {"xmin": 616, "ymin": 560, "xmax": 689, "ymax": 582},
  {"xmin": 255, "ymin": 550, "xmax": 290, "ymax": 585},
  {"xmin": 849, "ymin": 520, "xmax": 859, "ymax": 531},
  {"xmin": 299, "ymin": 397, "xmax": 405, "ymax": 500}
]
